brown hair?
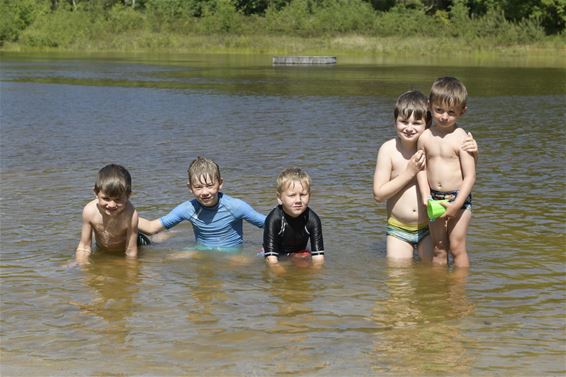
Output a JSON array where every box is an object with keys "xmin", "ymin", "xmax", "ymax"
[
  {"xmin": 394, "ymin": 90, "xmax": 432, "ymax": 128},
  {"xmin": 94, "ymin": 164, "xmax": 132, "ymax": 197},
  {"xmin": 429, "ymin": 76, "xmax": 468, "ymax": 111}
]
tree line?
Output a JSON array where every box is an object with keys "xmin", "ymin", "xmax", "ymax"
[{"xmin": 1, "ymin": 0, "xmax": 564, "ymax": 49}]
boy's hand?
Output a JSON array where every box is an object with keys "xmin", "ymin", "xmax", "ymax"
[
  {"xmin": 408, "ymin": 150, "xmax": 426, "ymax": 175},
  {"xmin": 440, "ymin": 201, "xmax": 458, "ymax": 218},
  {"xmin": 461, "ymin": 132, "xmax": 478, "ymax": 156}
]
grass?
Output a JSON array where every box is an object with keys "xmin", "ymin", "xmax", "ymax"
[{"xmin": 2, "ymin": 32, "xmax": 565, "ymax": 68}]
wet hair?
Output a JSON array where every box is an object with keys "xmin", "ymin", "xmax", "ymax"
[
  {"xmin": 94, "ymin": 164, "xmax": 132, "ymax": 197},
  {"xmin": 187, "ymin": 156, "xmax": 221, "ymax": 186},
  {"xmin": 276, "ymin": 167, "xmax": 311, "ymax": 194},
  {"xmin": 429, "ymin": 76, "xmax": 468, "ymax": 111},
  {"xmin": 394, "ymin": 90, "xmax": 432, "ymax": 128}
]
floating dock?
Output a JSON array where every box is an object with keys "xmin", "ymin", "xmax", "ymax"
[{"xmin": 272, "ymin": 56, "xmax": 337, "ymax": 65}]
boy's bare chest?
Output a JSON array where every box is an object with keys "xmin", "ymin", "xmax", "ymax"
[
  {"xmin": 427, "ymin": 135, "xmax": 460, "ymax": 158},
  {"xmin": 92, "ymin": 214, "xmax": 129, "ymax": 237},
  {"xmin": 390, "ymin": 153, "xmax": 414, "ymax": 178}
]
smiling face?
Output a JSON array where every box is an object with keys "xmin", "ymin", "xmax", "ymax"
[
  {"xmin": 188, "ymin": 174, "xmax": 223, "ymax": 207},
  {"xmin": 277, "ymin": 180, "xmax": 310, "ymax": 218},
  {"xmin": 95, "ymin": 190, "xmax": 129, "ymax": 217},
  {"xmin": 395, "ymin": 113, "xmax": 427, "ymax": 144}
]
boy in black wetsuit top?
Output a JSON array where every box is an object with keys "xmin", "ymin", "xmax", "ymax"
[{"xmin": 263, "ymin": 168, "xmax": 324, "ymax": 271}]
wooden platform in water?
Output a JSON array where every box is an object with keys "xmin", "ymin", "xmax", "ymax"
[{"xmin": 272, "ymin": 56, "xmax": 337, "ymax": 65}]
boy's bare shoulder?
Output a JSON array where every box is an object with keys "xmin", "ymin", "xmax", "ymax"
[
  {"xmin": 81, "ymin": 199, "xmax": 101, "ymax": 224},
  {"xmin": 453, "ymin": 127, "xmax": 469, "ymax": 137},
  {"xmin": 380, "ymin": 138, "xmax": 397, "ymax": 150},
  {"xmin": 377, "ymin": 138, "xmax": 398, "ymax": 158},
  {"xmin": 418, "ymin": 129, "xmax": 433, "ymax": 145},
  {"xmin": 82, "ymin": 199, "xmax": 98, "ymax": 215}
]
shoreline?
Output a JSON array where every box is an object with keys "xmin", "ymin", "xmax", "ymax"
[{"xmin": 2, "ymin": 34, "xmax": 565, "ymax": 68}]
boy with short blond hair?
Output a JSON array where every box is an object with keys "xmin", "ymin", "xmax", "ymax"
[
  {"xmin": 139, "ymin": 156, "xmax": 265, "ymax": 250},
  {"xmin": 263, "ymin": 167, "xmax": 324, "ymax": 269},
  {"xmin": 417, "ymin": 77, "xmax": 476, "ymax": 267},
  {"xmin": 76, "ymin": 164, "xmax": 143, "ymax": 264}
]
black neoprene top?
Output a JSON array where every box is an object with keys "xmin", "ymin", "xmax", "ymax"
[{"xmin": 262, "ymin": 205, "xmax": 324, "ymax": 259}]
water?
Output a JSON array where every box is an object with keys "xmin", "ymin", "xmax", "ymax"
[{"xmin": 1, "ymin": 52, "xmax": 565, "ymax": 376}]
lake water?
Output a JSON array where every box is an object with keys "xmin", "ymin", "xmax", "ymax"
[{"xmin": 1, "ymin": 52, "xmax": 565, "ymax": 376}]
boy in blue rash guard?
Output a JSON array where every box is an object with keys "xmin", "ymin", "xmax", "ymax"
[
  {"xmin": 263, "ymin": 168, "xmax": 324, "ymax": 271},
  {"xmin": 138, "ymin": 156, "xmax": 265, "ymax": 251}
]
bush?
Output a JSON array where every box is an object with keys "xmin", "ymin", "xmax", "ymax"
[
  {"xmin": 19, "ymin": 9, "xmax": 104, "ymax": 48},
  {"xmin": 310, "ymin": 0, "xmax": 375, "ymax": 34},
  {"xmin": 0, "ymin": 0, "xmax": 48, "ymax": 44},
  {"xmin": 198, "ymin": 0, "xmax": 243, "ymax": 33},
  {"xmin": 106, "ymin": 5, "xmax": 145, "ymax": 33},
  {"xmin": 373, "ymin": 5, "xmax": 442, "ymax": 37}
]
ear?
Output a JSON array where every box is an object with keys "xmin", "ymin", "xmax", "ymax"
[
  {"xmin": 276, "ymin": 193, "xmax": 282, "ymax": 205},
  {"xmin": 186, "ymin": 181, "xmax": 193, "ymax": 194},
  {"xmin": 218, "ymin": 178, "xmax": 224, "ymax": 190},
  {"xmin": 460, "ymin": 106, "xmax": 467, "ymax": 115}
]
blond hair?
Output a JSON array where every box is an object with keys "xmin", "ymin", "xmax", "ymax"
[
  {"xmin": 429, "ymin": 76, "xmax": 468, "ymax": 111},
  {"xmin": 276, "ymin": 168, "xmax": 311, "ymax": 194},
  {"xmin": 187, "ymin": 156, "xmax": 221, "ymax": 186}
]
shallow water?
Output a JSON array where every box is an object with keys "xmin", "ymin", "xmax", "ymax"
[{"xmin": 1, "ymin": 52, "xmax": 565, "ymax": 376}]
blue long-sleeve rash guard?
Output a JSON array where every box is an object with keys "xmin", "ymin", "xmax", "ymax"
[{"xmin": 160, "ymin": 193, "xmax": 266, "ymax": 249}]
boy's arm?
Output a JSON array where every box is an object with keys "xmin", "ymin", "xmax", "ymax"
[
  {"xmin": 124, "ymin": 209, "xmax": 139, "ymax": 258},
  {"xmin": 138, "ymin": 216, "xmax": 166, "ymax": 235},
  {"xmin": 240, "ymin": 201, "xmax": 266, "ymax": 228},
  {"xmin": 76, "ymin": 206, "xmax": 93, "ymax": 264},
  {"xmin": 445, "ymin": 145, "xmax": 476, "ymax": 218},
  {"xmin": 263, "ymin": 211, "xmax": 281, "ymax": 267},
  {"xmin": 416, "ymin": 137, "xmax": 431, "ymax": 206},
  {"xmin": 373, "ymin": 143, "xmax": 425, "ymax": 202},
  {"xmin": 461, "ymin": 131, "xmax": 479, "ymax": 162},
  {"xmin": 309, "ymin": 212, "xmax": 324, "ymax": 267}
]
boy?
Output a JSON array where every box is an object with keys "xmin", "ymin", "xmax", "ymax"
[
  {"xmin": 417, "ymin": 77, "xmax": 476, "ymax": 267},
  {"xmin": 76, "ymin": 164, "xmax": 143, "ymax": 264},
  {"xmin": 138, "ymin": 156, "xmax": 265, "ymax": 251},
  {"xmin": 263, "ymin": 168, "xmax": 324, "ymax": 270},
  {"xmin": 373, "ymin": 90, "xmax": 477, "ymax": 261}
]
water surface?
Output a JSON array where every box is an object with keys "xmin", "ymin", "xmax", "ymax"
[{"xmin": 1, "ymin": 52, "xmax": 565, "ymax": 376}]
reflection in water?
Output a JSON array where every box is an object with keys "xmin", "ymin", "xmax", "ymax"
[
  {"xmin": 72, "ymin": 254, "xmax": 141, "ymax": 349},
  {"xmin": 259, "ymin": 266, "xmax": 330, "ymax": 376},
  {"xmin": 185, "ymin": 254, "xmax": 226, "ymax": 325},
  {"xmin": 371, "ymin": 260, "xmax": 475, "ymax": 375}
]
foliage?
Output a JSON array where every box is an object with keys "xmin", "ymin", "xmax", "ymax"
[
  {"xmin": 0, "ymin": 0, "xmax": 48, "ymax": 44},
  {"xmin": 0, "ymin": 0, "xmax": 562, "ymax": 49}
]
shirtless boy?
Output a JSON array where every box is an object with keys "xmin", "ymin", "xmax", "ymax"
[
  {"xmin": 417, "ymin": 77, "xmax": 476, "ymax": 267},
  {"xmin": 374, "ymin": 90, "xmax": 476, "ymax": 261},
  {"xmin": 76, "ymin": 164, "xmax": 142, "ymax": 264}
]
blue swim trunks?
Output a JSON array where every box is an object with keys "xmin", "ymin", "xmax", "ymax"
[{"xmin": 430, "ymin": 189, "xmax": 472, "ymax": 210}]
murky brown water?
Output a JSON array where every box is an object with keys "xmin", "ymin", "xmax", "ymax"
[{"xmin": 1, "ymin": 52, "xmax": 565, "ymax": 376}]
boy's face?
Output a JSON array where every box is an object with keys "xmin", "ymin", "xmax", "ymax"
[
  {"xmin": 395, "ymin": 113, "xmax": 427, "ymax": 143},
  {"xmin": 277, "ymin": 181, "xmax": 310, "ymax": 218},
  {"xmin": 95, "ymin": 190, "xmax": 129, "ymax": 217},
  {"xmin": 188, "ymin": 174, "xmax": 223, "ymax": 207},
  {"xmin": 430, "ymin": 102, "xmax": 466, "ymax": 130}
]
